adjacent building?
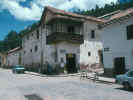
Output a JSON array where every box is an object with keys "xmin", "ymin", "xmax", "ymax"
[
  {"xmin": 7, "ymin": 47, "xmax": 22, "ymax": 67},
  {"xmin": 99, "ymin": 8, "xmax": 133, "ymax": 77}
]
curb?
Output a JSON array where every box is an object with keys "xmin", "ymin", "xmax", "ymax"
[
  {"xmin": 25, "ymin": 71, "xmax": 80, "ymax": 77},
  {"xmin": 25, "ymin": 71, "xmax": 115, "ymax": 84}
]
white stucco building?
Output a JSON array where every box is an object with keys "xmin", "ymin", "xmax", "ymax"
[
  {"xmin": 21, "ymin": 6, "xmax": 104, "ymax": 73},
  {"xmin": 99, "ymin": 8, "xmax": 133, "ymax": 77},
  {"xmin": 80, "ymin": 20, "xmax": 103, "ymax": 65},
  {"xmin": 7, "ymin": 47, "xmax": 22, "ymax": 67},
  {"xmin": 22, "ymin": 27, "xmax": 42, "ymax": 67}
]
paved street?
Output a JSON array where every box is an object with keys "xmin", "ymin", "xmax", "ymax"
[{"xmin": 0, "ymin": 68, "xmax": 133, "ymax": 100}]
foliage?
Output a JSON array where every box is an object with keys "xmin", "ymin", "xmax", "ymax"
[
  {"xmin": 74, "ymin": 0, "xmax": 133, "ymax": 17},
  {"xmin": 0, "ymin": 22, "xmax": 39, "ymax": 52}
]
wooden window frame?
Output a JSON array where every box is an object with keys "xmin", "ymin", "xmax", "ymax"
[
  {"xmin": 91, "ymin": 30, "xmax": 95, "ymax": 39},
  {"xmin": 67, "ymin": 26, "xmax": 75, "ymax": 33},
  {"xmin": 127, "ymin": 25, "xmax": 133, "ymax": 40},
  {"xmin": 35, "ymin": 45, "xmax": 38, "ymax": 52},
  {"xmin": 36, "ymin": 30, "xmax": 39, "ymax": 39}
]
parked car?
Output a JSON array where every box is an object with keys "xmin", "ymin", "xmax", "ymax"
[
  {"xmin": 116, "ymin": 69, "xmax": 133, "ymax": 90},
  {"xmin": 12, "ymin": 65, "xmax": 25, "ymax": 74}
]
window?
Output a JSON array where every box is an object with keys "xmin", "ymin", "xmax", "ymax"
[
  {"xmin": 127, "ymin": 25, "xmax": 133, "ymax": 40},
  {"xmin": 30, "ymin": 49, "xmax": 32, "ymax": 53},
  {"xmin": 36, "ymin": 30, "xmax": 39, "ymax": 39},
  {"xmin": 31, "ymin": 33, "xmax": 33, "ymax": 36},
  {"xmin": 88, "ymin": 52, "xmax": 91, "ymax": 56},
  {"xmin": 67, "ymin": 26, "xmax": 75, "ymax": 33},
  {"xmin": 27, "ymin": 35, "xmax": 29, "ymax": 40},
  {"xmin": 104, "ymin": 48, "xmax": 110, "ymax": 52},
  {"xmin": 24, "ymin": 51, "xmax": 26, "ymax": 54},
  {"xmin": 91, "ymin": 30, "xmax": 95, "ymax": 39},
  {"xmin": 61, "ymin": 57, "xmax": 64, "ymax": 62},
  {"xmin": 60, "ymin": 49, "xmax": 65, "ymax": 53},
  {"xmin": 35, "ymin": 45, "xmax": 38, "ymax": 52}
]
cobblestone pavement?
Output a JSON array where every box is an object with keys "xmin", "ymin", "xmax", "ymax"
[{"xmin": 0, "ymin": 69, "xmax": 133, "ymax": 100}]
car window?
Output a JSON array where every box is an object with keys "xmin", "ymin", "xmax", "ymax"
[
  {"xmin": 16, "ymin": 65, "xmax": 24, "ymax": 68},
  {"xmin": 127, "ymin": 71, "xmax": 133, "ymax": 77}
]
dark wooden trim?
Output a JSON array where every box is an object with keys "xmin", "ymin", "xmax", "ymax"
[{"xmin": 46, "ymin": 32, "xmax": 83, "ymax": 44}]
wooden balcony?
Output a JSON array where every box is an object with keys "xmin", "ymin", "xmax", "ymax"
[{"xmin": 46, "ymin": 32, "xmax": 84, "ymax": 44}]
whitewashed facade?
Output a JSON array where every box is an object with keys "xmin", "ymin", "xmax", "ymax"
[
  {"xmin": 80, "ymin": 21, "xmax": 103, "ymax": 65},
  {"xmin": 21, "ymin": 6, "xmax": 103, "ymax": 73},
  {"xmin": 22, "ymin": 28, "xmax": 42, "ymax": 66},
  {"xmin": 100, "ymin": 14, "xmax": 133, "ymax": 76},
  {"xmin": 7, "ymin": 47, "xmax": 22, "ymax": 66}
]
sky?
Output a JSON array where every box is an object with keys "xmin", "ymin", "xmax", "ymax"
[{"xmin": 0, "ymin": 0, "xmax": 117, "ymax": 40}]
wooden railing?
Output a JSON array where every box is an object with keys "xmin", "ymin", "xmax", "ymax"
[{"xmin": 46, "ymin": 32, "xmax": 84, "ymax": 44}]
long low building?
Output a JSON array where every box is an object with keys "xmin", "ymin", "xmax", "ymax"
[
  {"xmin": 7, "ymin": 47, "xmax": 22, "ymax": 67},
  {"xmin": 99, "ymin": 8, "xmax": 133, "ymax": 77}
]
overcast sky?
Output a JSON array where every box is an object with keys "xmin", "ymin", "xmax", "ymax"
[{"xmin": 0, "ymin": 0, "xmax": 117, "ymax": 40}]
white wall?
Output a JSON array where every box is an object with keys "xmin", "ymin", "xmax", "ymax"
[
  {"xmin": 22, "ymin": 27, "xmax": 42, "ymax": 66},
  {"xmin": 21, "ymin": 19, "xmax": 103, "ymax": 68},
  {"xmin": 80, "ymin": 21, "xmax": 103, "ymax": 65},
  {"xmin": 7, "ymin": 50, "xmax": 21, "ymax": 66},
  {"xmin": 57, "ymin": 42, "xmax": 80, "ymax": 64},
  {"xmin": 101, "ymin": 16, "xmax": 133, "ymax": 70}
]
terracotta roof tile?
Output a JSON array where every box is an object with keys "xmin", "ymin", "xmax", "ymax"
[
  {"xmin": 46, "ymin": 6, "xmax": 104, "ymax": 23},
  {"xmin": 109, "ymin": 8, "xmax": 133, "ymax": 20},
  {"xmin": 99, "ymin": 7, "xmax": 133, "ymax": 28},
  {"xmin": 8, "ymin": 47, "xmax": 22, "ymax": 54}
]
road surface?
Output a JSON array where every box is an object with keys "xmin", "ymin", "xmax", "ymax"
[{"xmin": 0, "ymin": 68, "xmax": 132, "ymax": 100}]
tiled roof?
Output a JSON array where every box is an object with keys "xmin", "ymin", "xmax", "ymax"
[
  {"xmin": 8, "ymin": 47, "xmax": 22, "ymax": 54},
  {"xmin": 45, "ymin": 6, "xmax": 105, "ymax": 23},
  {"xmin": 98, "ymin": 10, "xmax": 121, "ymax": 20},
  {"xmin": 100, "ymin": 7, "xmax": 133, "ymax": 28},
  {"xmin": 109, "ymin": 8, "xmax": 133, "ymax": 21}
]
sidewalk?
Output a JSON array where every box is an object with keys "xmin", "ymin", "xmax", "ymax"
[
  {"xmin": 25, "ymin": 71, "xmax": 115, "ymax": 83},
  {"xmin": 97, "ymin": 77, "xmax": 115, "ymax": 83}
]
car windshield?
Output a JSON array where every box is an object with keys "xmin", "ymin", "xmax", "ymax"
[{"xmin": 15, "ymin": 65, "xmax": 24, "ymax": 68}]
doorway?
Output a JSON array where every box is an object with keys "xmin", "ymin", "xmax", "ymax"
[
  {"xmin": 114, "ymin": 57, "xmax": 125, "ymax": 76},
  {"xmin": 66, "ymin": 54, "xmax": 77, "ymax": 73},
  {"xmin": 98, "ymin": 50, "xmax": 103, "ymax": 64}
]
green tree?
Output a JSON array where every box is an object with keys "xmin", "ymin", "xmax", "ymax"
[{"xmin": 4, "ymin": 30, "xmax": 21, "ymax": 51}]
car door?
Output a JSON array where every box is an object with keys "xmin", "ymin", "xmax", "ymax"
[{"xmin": 127, "ymin": 70, "xmax": 133, "ymax": 87}]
